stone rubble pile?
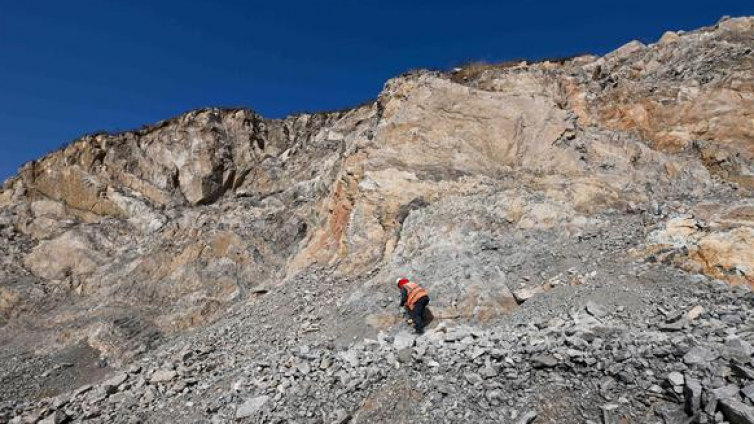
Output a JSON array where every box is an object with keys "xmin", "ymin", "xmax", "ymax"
[{"xmin": 5, "ymin": 277, "xmax": 754, "ymax": 424}]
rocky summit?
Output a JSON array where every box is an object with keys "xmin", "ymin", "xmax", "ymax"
[{"xmin": 1, "ymin": 15, "xmax": 754, "ymax": 424}]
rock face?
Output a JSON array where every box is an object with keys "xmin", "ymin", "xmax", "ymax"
[{"xmin": 1, "ymin": 15, "xmax": 754, "ymax": 424}]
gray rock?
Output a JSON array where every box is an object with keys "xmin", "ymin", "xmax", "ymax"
[
  {"xmin": 531, "ymin": 354, "xmax": 558, "ymax": 368},
  {"xmin": 464, "ymin": 373, "xmax": 483, "ymax": 385},
  {"xmin": 727, "ymin": 338, "xmax": 754, "ymax": 358},
  {"xmin": 443, "ymin": 327, "xmax": 472, "ymax": 343},
  {"xmin": 684, "ymin": 378, "xmax": 703, "ymax": 415},
  {"xmin": 480, "ymin": 359, "xmax": 499, "ymax": 378},
  {"xmin": 585, "ymin": 301, "xmax": 608, "ymax": 318},
  {"xmin": 150, "ymin": 370, "xmax": 177, "ymax": 383},
  {"xmin": 712, "ymin": 384, "xmax": 742, "ymax": 401},
  {"xmin": 667, "ymin": 371, "xmax": 684, "ymax": 387},
  {"xmin": 339, "ymin": 350, "xmax": 360, "ymax": 368},
  {"xmin": 236, "ymin": 395, "xmax": 270, "ymax": 419},
  {"xmin": 743, "ymin": 384, "xmax": 754, "ymax": 402},
  {"xmin": 516, "ymin": 410, "xmax": 538, "ymax": 424},
  {"xmin": 397, "ymin": 347, "xmax": 413, "ymax": 363},
  {"xmin": 687, "ymin": 305, "xmax": 705, "ymax": 321},
  {"xmin": 102, "ymin": 373, "xmax": 128, "ymax": 390},
  {"xmin": 38, "ymin": 411, "xmax": 68, "ymax": 424},
  {"xmin": 72, "ymin": 384, "xmax": 92, "ymax": 397},
  {"xmin": 394, "ymin": 331, "xmax": 416, "ymax": 351},
  {"xmin": 683, "ymin": 346, "xmax": 719, "ymax": 365},
  {"xmin": 333, "ymin": 409, "xmax": 351, "ymax": 424},
  {"xmin": 733, "ymin": 364, "xmax": 754, "ymax": 380},
  {"xmin": 296, "ymin": 361, "xmax": 311, "ymax": 375},
  {"xmin": 719, "ymin": 398, "xmax": 754, "ymax": 424},
  {"xmin": 513, "ymin": 285, "xmax": 547, "ymax": 303},
  {"xmin": 659, "ymin": 318, "xmax": 688, "ymax": 332},
  {"xmin": 600, "ymin": 403, "xmax": 622, "ymax": 424}
]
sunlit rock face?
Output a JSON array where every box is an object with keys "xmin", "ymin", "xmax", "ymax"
[{"xmin": 0, "ymin": 16, "xmax": 752, "ymax": 365}]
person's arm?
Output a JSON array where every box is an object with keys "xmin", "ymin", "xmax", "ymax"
[{"xmin": 399, "ymin": 287, "xmax": 407, "ymax": 307}]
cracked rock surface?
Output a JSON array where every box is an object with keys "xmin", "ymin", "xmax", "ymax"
[{"xmin": 2, "ymin": 15, "xmax": 754, "ymax": 424}]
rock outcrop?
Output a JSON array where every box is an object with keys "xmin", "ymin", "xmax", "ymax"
[{"xmin": 1, "ymin": 15, "xmax": 754, "ymax": 424}]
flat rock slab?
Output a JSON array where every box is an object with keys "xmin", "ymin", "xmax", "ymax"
[
  {"xmin": 513, "ymin": 285, "xmax": 548, "ymax": 303},
  {"xmin": 719, "ymin": 398, "xmax": 754, "ymax": 424},
  {"xmin": 102, "ymin": 373, "xmax": 128, "ymax": 388},
  {"xmin": 683, "ymin": 346, "xmax": 719, "ymax": 365}
]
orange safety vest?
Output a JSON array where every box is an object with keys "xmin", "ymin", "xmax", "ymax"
[{"xmin": 403, "ymin": 281, "xmax": 428, "ymax": 311}]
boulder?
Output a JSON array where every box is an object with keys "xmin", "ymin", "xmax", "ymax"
[{"xmin": 719, "ymin": 399, "xmax": 754, "ymax": 424}]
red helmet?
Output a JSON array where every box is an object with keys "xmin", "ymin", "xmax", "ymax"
[{"xmin": 396, "ymin": 278, "xmax": 410, "ymax": 288}]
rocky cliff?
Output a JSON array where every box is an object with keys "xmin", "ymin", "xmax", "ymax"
[{"xmin": 2, "ymin": 16, "xmax": 754, "ymax": 424}]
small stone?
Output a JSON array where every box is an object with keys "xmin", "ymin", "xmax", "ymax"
[
  {"xmin": 339, "ymin": 350, "xmax": 360, "ymax": 368},
  {"xmin": 397, "ymin": 347, "xmax": 412, "ymax": 363},
  {"xmin": 531, "ymin": 354, "xmax": 558, "ymax": 368},
  {"xmin": 73, "ymin": 384, "xmax": 92, "ymax": 397},
  {"xmin": 667, "ymin": 371, "xmax": 684, "ymax": 387},
  {"xmin": 236, "ymin": 395, "xmax": 270, "ymax": 419},
  {"xmin": 480, "ymin": 361, "xmax": 499, "ymax": 378},
  {"xmin": 150, "ymin": 370, "xmax": 177, "ymax": 383},
  {"xmin": 102, "ymin": 373, "xmax": 128, "ymax": 389},
  {"xmin": 393, "ymin": 331, "xmax": 416, "ymax": 351},
  {"xmin": 333, "ymin": 409, "xmax": 351, "ymax": 424},
  {"xmin": 464, "ymin": 373, "xmax": 483, "ymax": 385},
  {"xmin": 687, "ymin": 305, "xmax": 705, "ymax": 321},
  {"xmin": 601, "ymin": 404, "xmax": 621, "ymax": 424},
  {"xmin": 742, "ymin": 384, "xmax": 754, "ymax": 402},
  {"xmin": 659, "ymin": 318, "xmax": 688, "ymax": 332},
  {"xmin": 513, "ymin": 285, "xmax": 547, "ymax": 303},
  {"xmin": 585, "ymin": 301, "xmax": 608, "ymax": 318},
  {"xmin": 142, "ymin": 388, "xmax": 156, "ymax": 404},
  {"xmin": 516, "ymin": 410, "xmax": 538, "ymax": 424},
  {"xmin": 296, "ymin": 361, "xmax": 311, "ymax": 375},
  {"xmin": 649, "ymin": 384, "xmax": 663, "ymax": 394},
  {"xmin": 38, "ymin": 411, "xmax": 68, "ymax": 424},
  {"xmin": 733, "ymin": 364, "xmax": 754, "ymax": 380},
  {"xmin": 232, "ymin": 378, "xmax": 246, "ymax": 393}
]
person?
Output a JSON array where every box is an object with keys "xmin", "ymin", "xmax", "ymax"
[{"xmin": 397, "ymin": 278, "xmax": 430, "ymax": 334}]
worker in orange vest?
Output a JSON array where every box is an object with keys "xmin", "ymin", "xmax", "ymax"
[{"xmin": 397, "ymin": 278, "xmax": 430, "ymax": 334}]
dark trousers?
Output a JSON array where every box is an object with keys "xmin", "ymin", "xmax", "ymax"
[{"xmin": 409, "ymin": 296, "xmax": 430, "ymax": 332}]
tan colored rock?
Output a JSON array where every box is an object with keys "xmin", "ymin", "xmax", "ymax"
[
  {"xmin": 31, "ymin": 200, "xmax": 67, "ymax": 218},
  {"xmin": 605, "ymin": 40, "xmax": 646, "ymax": 61},
  {"xmin": 687, "ymin": 305, "xmax": 705, "ymax": 321},
  {"xmin": 658, "ymin": 31, "xmax": 680, "ymax": 45},
  {"xmin": 513, "ymin": 284, "xmax": 551, "ymax": 303},
  {"xmin": 694, "ymin": 228, "xmax": 754, "ymax": 282},
  {"xmin": 0, "ymin": 287, "xmax": 20, "ymax": 320},
  {"xmin": 647, "ymin": 202, "xmax": 754, "ymax": 285},
  {"xmin": 25, "ymin": 230, "xmax": 107, "ymax": 280}
]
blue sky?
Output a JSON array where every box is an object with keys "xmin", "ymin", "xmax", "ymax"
[{"xmin": 0, "ymin": 1, "xmax": 751, "ymax": 182}]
